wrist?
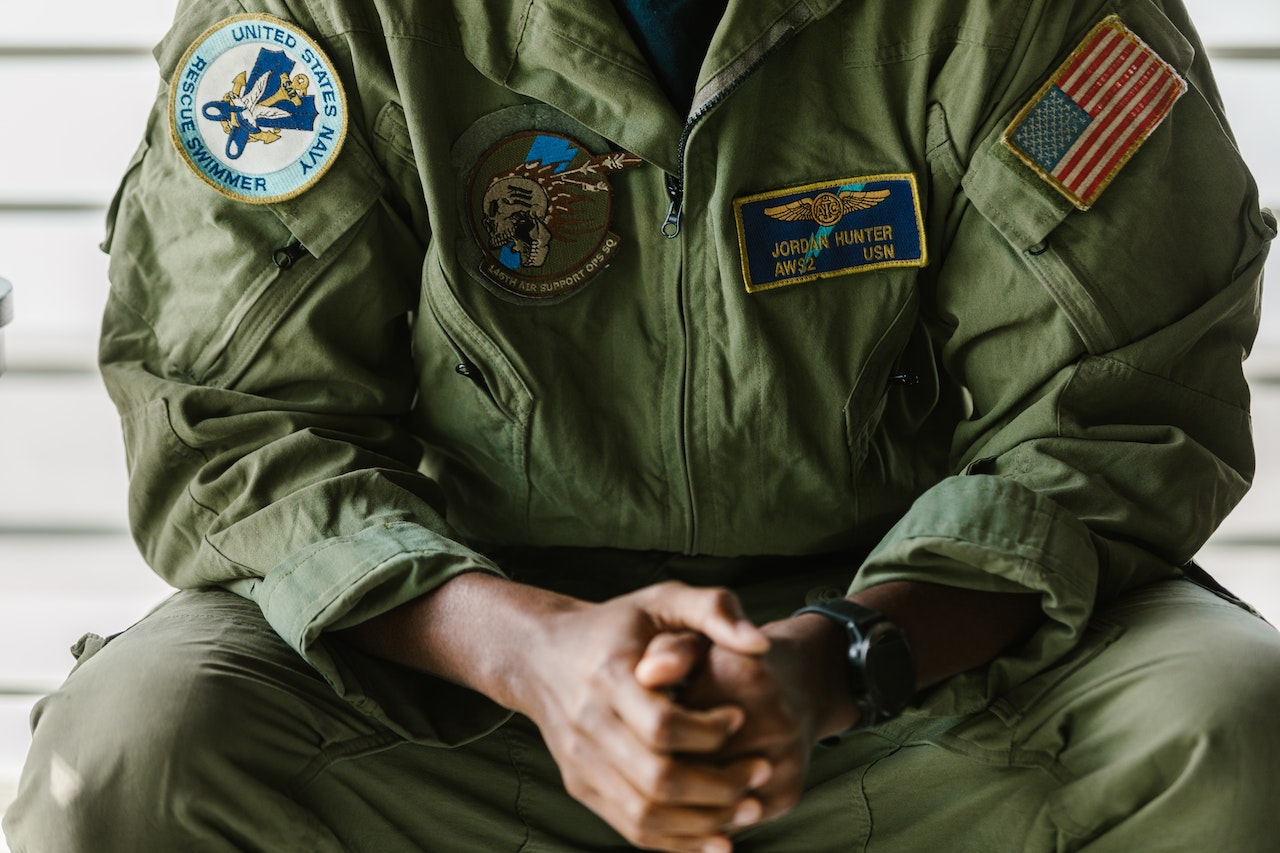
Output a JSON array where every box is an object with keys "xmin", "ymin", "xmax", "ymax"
[
  {"xmin": 765, "ymin": 614, "xmax": 863, "ymax": 739},
  {"xmin": 786, "ymin": 599, "xmax": 917, "ymax": 734},
  {"xmin": 341, "ymin": 572, "xmax": 583, "ymax": 715},
  {"xmin": 435, "ymin": 574, "xmax": 587, "ymax": 716}
]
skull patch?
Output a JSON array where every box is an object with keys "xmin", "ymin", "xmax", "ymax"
[
  {"xmin": 467, "ymin": 131, "xmax": 642, "ymax": 300},
  {"xmin": 482, "ymin": 176, "xmax": 553, "ymax": 268}
]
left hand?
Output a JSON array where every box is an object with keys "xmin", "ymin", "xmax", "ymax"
[{"xmin": 635, "ymin": 614, "xmax": 859, "ymax": 824}]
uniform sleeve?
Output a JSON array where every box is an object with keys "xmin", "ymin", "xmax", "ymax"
[
  {"xmin": 98, "ymin": 2, "xmax": 510, "ymax": 745},
  {"xmin": 849, "ymin": 2, "xmax": 1276, "ymax": 715}
]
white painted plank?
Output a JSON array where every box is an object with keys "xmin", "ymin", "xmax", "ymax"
[
  {"xmin": 1194, "ymin": 545, "xmax": 1280, "ymax": 625},
  {"xmin": 3, "ymin": 0, "xmax": 1276, "ymax": 51},
  {"xmin": 1211, "ymin": 62, "xmax": 1280, "ymax": 211},
  {"xmin": 1211, "ymin": 384, "xmax": 1280, "ymax": 542},
  {"xmin": 0, "ymin": 0, "xmax": 176, "ymax": 48},
  {"xmin": 1258, "ymin": 275, "xmax": 1280, "ymax": 352},
  {"xmin": 0, "ymin": 536, "xmax": 170, "ymax": 692},
  {"xmin": 1183, "ymin": 0, "xmax": 1280, "ymax": 46},
  {"xmin": 0, "ymin": 212, "xmax": 109, "ymax": 373},
  {"xmin": 0, "ymin": 374, "xmax": 130, "ymax": 530},
  {"xmin": 0, "ymin": 57, "xmax": 157, "ymax": 205}
]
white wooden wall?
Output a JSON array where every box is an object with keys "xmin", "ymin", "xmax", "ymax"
[{"xmin": 2, "ymin": 0, "xmax": 1279, "ymax": 834}]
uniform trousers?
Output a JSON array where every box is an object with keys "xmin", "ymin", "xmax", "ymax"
[{"xmin": 5, "ymin": 577, "xmax": 1280, "ymax": 852}]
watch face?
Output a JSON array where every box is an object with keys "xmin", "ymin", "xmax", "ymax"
[
  {"xmin": 794, "ymin": 601, "xmax": 915, "ymax": 726},
  {"xmin": 864, "ymin": 631, "xmax": 915, "ymax": 715}
]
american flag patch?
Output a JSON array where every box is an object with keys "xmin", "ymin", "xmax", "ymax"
[{"xmin": 1003, "ymin": 16, "xmax": 1187, "ymax": 210}]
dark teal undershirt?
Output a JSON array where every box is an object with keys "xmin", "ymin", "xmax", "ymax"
[{"xmin": 611, "ymin": 0, "xmax": 729, "ymax": 112}]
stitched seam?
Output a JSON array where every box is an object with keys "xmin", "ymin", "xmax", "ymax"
[
  {"xmin": 1081, "ymin": 355, "xmax": 1253, "ymax": 415},
  {"xmin": 263, "ymin": 521, "xmax": 417, "ymax": 603},
  {"xmin": 290, "ymin": 730, "xmax": 403, "ymax": 791},
  {"xmin": 845, "ymin": 24, "xmax": 1019, "ymax": 69},
  {"xmin": 541, "ymin": 25, "xmax": 650, "ymax": 79},
  {"xmin": 499, "ymin": 725, "xmax": 534, "ymax": 853},
  {"xmin": 504, "ymin": 0, "xmax": 536, "ymax": 86}
]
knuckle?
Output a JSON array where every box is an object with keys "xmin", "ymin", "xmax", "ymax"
[
  {"xmin": 699, "ymin": 586, "xmax": 735, "ymax": 614},
  {"xmin": 565, "ymin": 694, "xmax": 595, "ymax": 727},
  {"xmin": 708, "ymin": 586, "xmax": 735, "ymax": 607},
  {"xmin": 630, "ymin": 823, "xmax": 659, "ymax": 846},
  {"xmin": 623, "ymin": 794, "xmax": 658, "ymax": 829},
  {"xmin": 646, "ymin": 707, "xmax": 679, "ymax": 750},
  {"xmin": 561, "ymin": 774, "xmax": 590, "ymax": 803},
  {"xmin": 560, "ymin": 727, "xmax": 599, "ymax": 768},
  {"xmin": 563, "ymin": 735, "xmax": 591, "ymax": 765},
  {"xmin": 630, "ymin": 831, "xmax": 662, "ymax": 851},
  {"xmin": 641, "ymin": 756, "xmax": 678, "ymax": 799},
  {"xmin": 648, "ymin": 580, "xmax": 685, "ymax": 599}
]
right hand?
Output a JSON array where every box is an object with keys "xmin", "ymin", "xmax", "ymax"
[{"xmin": 508, "ymin": 581, "xmax": 774, "ymax": 853}]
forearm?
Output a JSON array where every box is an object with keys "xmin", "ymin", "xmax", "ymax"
[
  {"xmin": 339, "ymin": 572, "xmax": 578, "ymax": 713},
  {"xmin": 785, "ymin": 580, "xmax": 1044, "ymax": 736},
  {"xmin": 853, "ymin": 580, "xmax": 1043, "ymax": 689},
  {"xmin": 340, "ymin": 573, "xmax": 770, "ymax": 717}
]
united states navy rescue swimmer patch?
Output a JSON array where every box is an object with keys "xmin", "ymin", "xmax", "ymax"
[
  {"xmin": 1003, "ymin": 15, "xmax": 1187, "ymax": 211},
  {"xmin": 734, "ymin": 174, "xmax": 926, "ymax": 294},
  {"xmin": 169, "ymin": 14, "xmax": 348, "ymax": 204}
]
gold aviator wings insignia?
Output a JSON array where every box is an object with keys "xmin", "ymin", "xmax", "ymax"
[{"xmin": 764, "ymin": 189, "xmax": 892, "ymax": 225}]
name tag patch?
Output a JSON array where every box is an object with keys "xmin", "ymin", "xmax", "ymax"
[
  {"xmin": 733, "ymin": 174, "xmax": 926, "ymax": 294},
  {"xmin": 1003, "ymin": 15, "xmax": 1187, "ymax": 210}
]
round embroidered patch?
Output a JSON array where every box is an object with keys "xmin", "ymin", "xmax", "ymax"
[
  {"xmin": 466, "ymin": 132, "xmax": 642, "ymax": 300},
  {"xmin": 169, "ymin": 14, "xmax": 348, "ymax": 204}
]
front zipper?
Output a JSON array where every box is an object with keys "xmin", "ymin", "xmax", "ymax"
[
  {"xmin": 663, "ymin": 173, "xmax": 684, "ymax": 239},
  {"xmin": 661, "ymin": 5, "xmax": 813, "ymax": 552},
  {"xmin": 660, "ymin": 5, "xmax": 812, "ymax": 239}
]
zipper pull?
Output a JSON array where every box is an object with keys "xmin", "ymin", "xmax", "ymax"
[
  {"xmin": 455, "ymin": 361, "xmax": 489, "ymax": 393},
  {"xmin": 662, "ymin": 173, "xmax": 683, "ymax": 239},
  {"xmin": 272, "ymin": 239, "xmax": 309, "ymax": 270}
]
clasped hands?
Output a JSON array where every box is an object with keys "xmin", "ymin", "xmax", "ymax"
[{"xmin": 516, "ymin": 581, "xmax": 857, "ymax": 853}]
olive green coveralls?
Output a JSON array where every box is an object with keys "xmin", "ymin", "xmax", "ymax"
[{"xmin": 6, "ymin": 0, "xmax": 1280, "ymax": 849}]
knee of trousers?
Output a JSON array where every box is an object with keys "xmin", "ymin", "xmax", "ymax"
[
  {"xmin": 4, "ymin": 591, "xmax": 360, "ymax": 851},
  {"xmin": 1033, "ymin": 583, "xmax": 1280, "ymax": 847}
]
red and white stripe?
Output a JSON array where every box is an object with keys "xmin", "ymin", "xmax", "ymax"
[{"xmin": 1049, "ymin": 22, "xmax": 1186, "ymax": 205}]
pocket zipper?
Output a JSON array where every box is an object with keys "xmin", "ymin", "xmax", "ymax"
[{"xmin": 271, "ymin": 239, "xmax": 311, "ymax": 270}]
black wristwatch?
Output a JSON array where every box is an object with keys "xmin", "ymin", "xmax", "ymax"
[{"xmin": 793, "ymin": 599, "xmax": 916, "ymax": 730}]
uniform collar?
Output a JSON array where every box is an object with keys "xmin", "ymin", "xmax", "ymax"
[{"xmin": 455, "ymin": 0, "xmax": 844, "ymax": 172}]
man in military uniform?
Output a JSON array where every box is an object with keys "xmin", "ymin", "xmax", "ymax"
[{"xmin": 6, "ymin": 0, "xmax": 1280, "ymax": 850}]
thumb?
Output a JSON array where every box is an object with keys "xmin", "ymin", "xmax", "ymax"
[
  {"xmin": 644, "ymin": 584, "xmax": 770, "ymax": 657},
  {"xmin": 634, "ymin": 631, "xmax": 706, "ymax": 690}
]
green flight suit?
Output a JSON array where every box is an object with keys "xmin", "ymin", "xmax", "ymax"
[{"xmin": 6, "ymin": 0, "xmax": 1280, "ymax": 849}]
